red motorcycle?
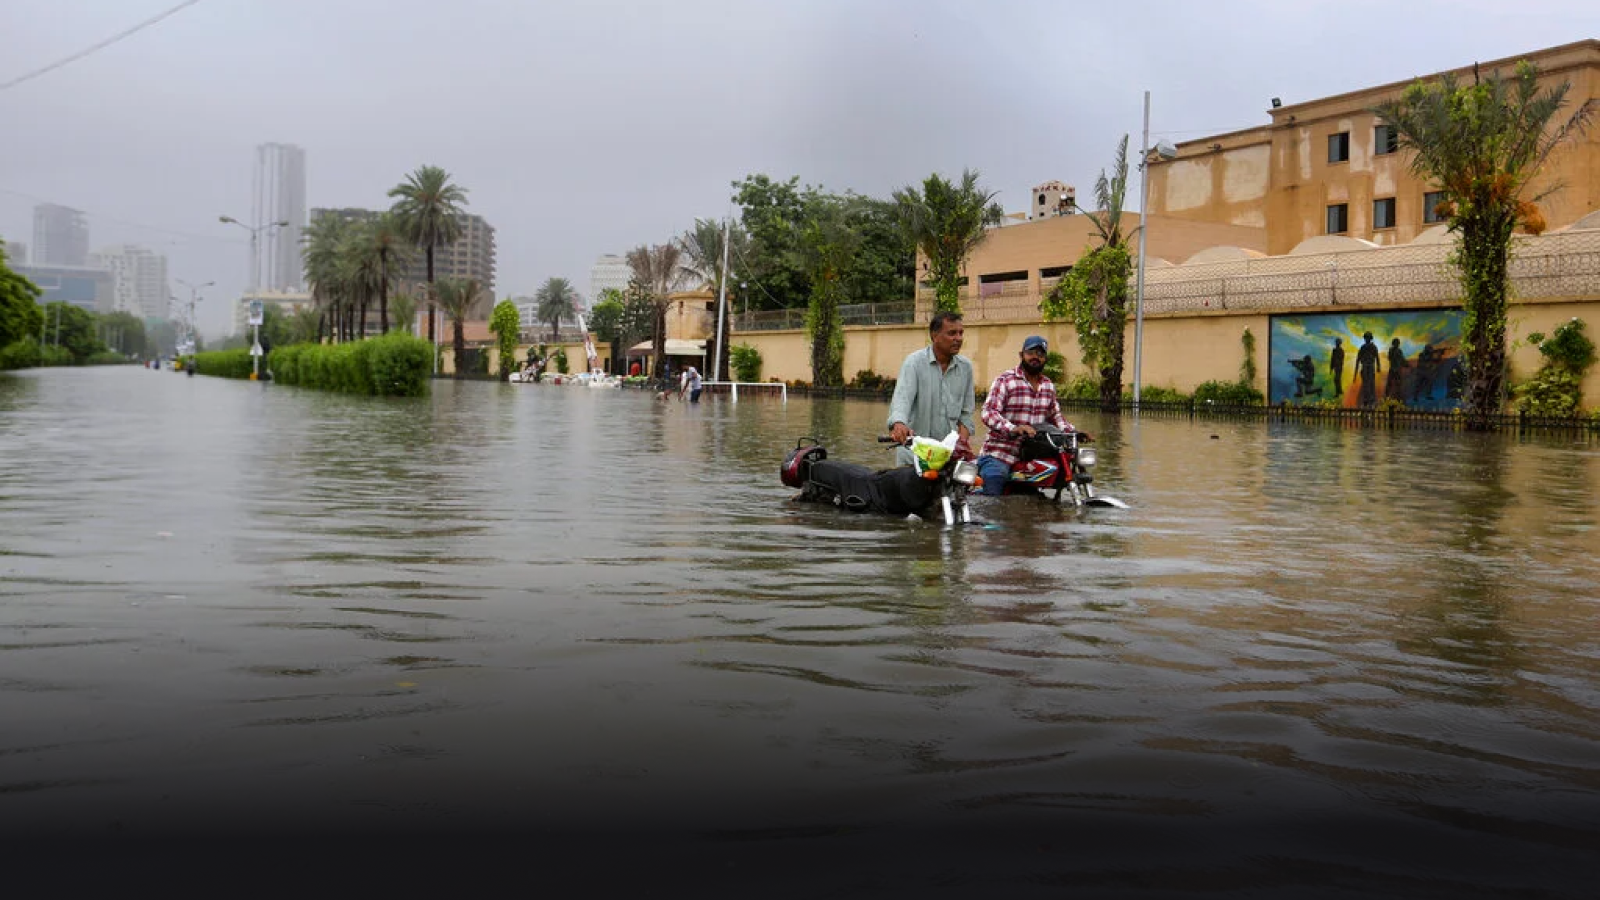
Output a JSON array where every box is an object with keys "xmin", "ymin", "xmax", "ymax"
[{"xmin": 1002, "ymin": 425, "xmax": 1127, "ymax": 508}]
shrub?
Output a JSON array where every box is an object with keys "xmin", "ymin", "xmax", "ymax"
[
  {"xmin": 1193, "ymin": 379, "xmax": 1265, "ymax": 406},
  {"xmin": 265, "ymin": 334, "xmax": 432, "ymax": 396},
  {"xmin": 0, "ymin": 337, "xmax": 41, "ymax": 369},
  {"xmin": 1515, "ymin": 318, "xmax": 1594, "ymax": 416},
  {"xmin": 1139, "ymin": 384, "xmax": 1189, "ymax": 403},
  {"xmin": 552, "ymin": 347, "xmax": 569, "ymax": 374},
  {"xmin": 194, "ymin": 347, "xmax": 255, "ymax": 378},
  {"xmin": 849, "ymin": 369, "xmax": 887, "ymax": 391},
  {"xmin": 730, "ymin": 344, "xmax": 763, "ymax": 382},
  {"xmin": 1057, "ymin": 374, "xmax": 1099, "ymax": 401}
]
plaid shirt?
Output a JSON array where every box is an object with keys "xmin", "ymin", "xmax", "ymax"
[{"xmin": 978, "ymin": 367, "xmax": 1070, "ymax": 465}]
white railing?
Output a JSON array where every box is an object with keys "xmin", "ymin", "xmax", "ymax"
[{"xmin": 704, "ymin": 381, "xmax": 787, "ymax": 403}]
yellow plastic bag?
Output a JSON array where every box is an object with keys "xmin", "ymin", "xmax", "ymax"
[{"xmin": 911, "ymin": 431, "xmax": 958, "ymax": 472}]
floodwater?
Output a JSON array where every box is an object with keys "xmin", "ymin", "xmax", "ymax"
[{"xmin": 2, "ymin": 367, "xmax": 1597, "ymax": 897}]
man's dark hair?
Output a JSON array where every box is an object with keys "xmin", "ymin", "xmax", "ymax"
[{"xmin": 929, "ymin": 311, "xmax": 963, "ymax": 336}]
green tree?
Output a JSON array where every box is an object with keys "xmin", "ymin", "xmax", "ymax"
[
  {"xmin": 893, "ymin": 169, "xmax": 1004, "ymax": 314},
  {"xmin": 1041, "ymin": 135, "xmax": 1137, "ymax": 410},
  {"xmin": 588, "ymin": 289, "xmax": 624, "ymax": 373},
  {"xmin": 626, "ymin": 243, "xmax": 685, "ymax": 378},
  {"xmin": 388, "ymin": 165, "xmax": 468, "ymax": 346},
  {"xmin": 302, "ymin": 212, "xmax": 351, "ymax": 342},
  {"xmin": 366, "ymin": 212, "xmax": 412, "ymax": 334},
  {"xmin": 434, "ymin": 277, "xmax": 482, "ymax": 378},
  {"xmin": 41, "ymin": 301, "xmax": 104, "ymax": 362},
  {"xmin": 733, "ymin": 174, "xmax": 812, "ymax": 311},
  {"xmin": 534, "ymin": 276, "xmax": 578, "ymax": 344},
  {"xmin": 0, "ymin": 242, "xmax": 43, "ymax": 353},
  {"xmin": 797, "ymin": 196, "xmax": 863, "ymax": 387},
  {"xmin": 99, "ymin": 310, "xmax": 147, "ymax": 357},
  {"xmin": 389, "ymin": 291, "xmax": 418, "ymax": 337},
  {"xmin": 490, "ymin": 298, "xmax": 520, "ymax": 381},
  {"xmin": 286, "ymin": 306, "xmax": 321, "ymax": 346},
  {"xmin": 839, "ymin": 196, "xmax": 916, "ymax": 307},
  {"xmin": 1372, "ymin": 60, "xmax": 1594, "ymax": 430}
]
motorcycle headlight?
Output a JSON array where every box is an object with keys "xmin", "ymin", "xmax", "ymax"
[
  {"xmin": 1075, "ymin": 448, "xmax": 1097, "ymax": 468},
  {"xmin": 951, "ymin": 459, "xmax": 979, "ymax": 486}
]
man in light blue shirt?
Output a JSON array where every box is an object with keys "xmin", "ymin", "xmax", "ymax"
[{"xmin": 886, "ymin": 311, "xmax": 976, "ymax": 467}]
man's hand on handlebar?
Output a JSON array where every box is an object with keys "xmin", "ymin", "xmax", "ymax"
[{"xmin": 889, "ymin": 422, "xmax": 913, "ymax": 444}]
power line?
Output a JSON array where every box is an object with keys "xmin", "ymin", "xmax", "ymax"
[{"xmin": 0, "ymin": 0, "xmax": 206, "ymax": 93}]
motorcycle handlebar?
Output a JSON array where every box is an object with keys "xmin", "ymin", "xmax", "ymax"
[{"xmin": 876, "ymin": 435, "xmax": 901, "ymax": 443}]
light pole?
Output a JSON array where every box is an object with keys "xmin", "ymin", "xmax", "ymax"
[
  {"xmin": 219, "ymin": 215, "xmax": 288, "ymax": 379},
  {"xmin": 175, "ymin": 278, "xmax": 212, "ymax": 362},
  {"xmin": 1132, "ymin": 91, "xmax": 1178, "ymax": 409}
]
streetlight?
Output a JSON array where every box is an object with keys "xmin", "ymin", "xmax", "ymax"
[
  {"xmin": 1132, "ymin": 91, "xmax": 1179, "ymax": 409},
  {"xmin": 219, "ymin": 215, "xmax": 289, "ymax": 379},
  {"xmin": 175, "ymin": 278, "xmax": 212, "ymax": 362}
]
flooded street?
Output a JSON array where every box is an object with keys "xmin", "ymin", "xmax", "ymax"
[{"xmin": 3, "ymin": 367, "xmax": 1598, "ymax": 896}]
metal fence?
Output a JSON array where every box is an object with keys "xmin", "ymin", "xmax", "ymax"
[
  {"xmin": 733, "ymin": 301, "xmax": 915, "ymax": 332},
  {"xmin": 905, "ymin": 228, "xmax": 1600, "ymax": 323}
]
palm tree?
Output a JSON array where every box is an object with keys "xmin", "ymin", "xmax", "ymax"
[
  {"xmin": 892, "ymin": 169, "xmax": 1005, "ymax": 314},
  {"xmin": 389, "ymin": 291, "xmax": 418, "ymax": 337},
  {"xmin": 434, "ymin": 277, "xmax": 483, "ymax": 377},
  {"xmin": 388, "ymin": 165, "xmax": 468, "ymax": 345},
  {"xmin": 625, "ymin": 243, "xmax": 686, "ymax": 378},
  {"xmin": 302, "ymin": 213, "xmax": 351, "ymax": 343},
  {"xmin": 367, "ymin": 212, "xmax": 411, "ymax": 334},
  {"xmin": 1373, "ymin": 60, "xmax": 1594, "ymax": 429},
  {"xmin": 534, "ymin": 276, "xmax": 578, "ymax": 344},
  {"xmin": 677, "ymin": 217, "xmax": 746, "ymax": 381}
]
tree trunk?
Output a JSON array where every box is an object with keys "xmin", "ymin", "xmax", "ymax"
[
  {"xmin": 378, "ymin": 254, "xmax": 389, "ymax": 334},
  {"xmin": 358, "ymin": 297, "xmax": 368, "ymax": 341},
  {"xmin": 453, "ymin": 318, "xmax": 467, "ymax": 379},
  {"xmin": 426, "ymin": 247, "xmax": 436, "ymax": 344},
  {"xmin": 651, "ymin": 302, "xmax": 667, "ymax": 379},
  {"xmin": 1460, "ymin": 215, "xmax": 1515, "ymax": 432}
]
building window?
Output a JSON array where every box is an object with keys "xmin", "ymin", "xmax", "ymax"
[
  {"xmin": 1328, "ymin": 132, "xmax": 1350, "ymax": 163},
  {"xmin": 1375, "ymin": 123, "xmax": 1398, "ymax": 155},
  {"xmin": 1373, "ymin": 197, "xmax": 1397, "ymax": 229},
  {"xmin": 1423, "ymin": 190, "xmax": 1447, "ymax": 224},
  {"xmin": 1326, "ymin": 203, "xmax": 1349, "ymax": 234}
]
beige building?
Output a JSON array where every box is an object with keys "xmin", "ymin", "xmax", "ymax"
[
  {"xmin": 919, "ymin": 211, "xmax": 1268, "ymax": 322},
  {"xmin": 1147, "ymin": 39, "xmax": 1600, "ymax": 254}
]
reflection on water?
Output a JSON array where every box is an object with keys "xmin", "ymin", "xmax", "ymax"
[{"xmin": 2, "ymin": 368, "xmax": 1598, "ymax": 894}]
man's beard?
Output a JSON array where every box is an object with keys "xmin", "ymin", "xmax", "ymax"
[{"xmin": 1021, "ymin": 358, "xmax": 1045, "ymax": 375}]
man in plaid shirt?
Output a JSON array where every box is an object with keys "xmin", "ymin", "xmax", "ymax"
[{"xmin": 975, "ymin": 335, "xmax": 1073, "ymax": 495}]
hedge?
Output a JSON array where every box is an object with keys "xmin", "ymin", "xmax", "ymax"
[
  {"xmin": 194, "ymin": 347, "xmax": 256, "ymax": 379},
  {"xmin": 267, "ymin": 333, "xmax": 432, "ymax": 397}
]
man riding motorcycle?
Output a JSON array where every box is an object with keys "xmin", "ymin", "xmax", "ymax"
[{"xmin": 974, "ymin": 335, "xmax": 1076, "ymax": 496}]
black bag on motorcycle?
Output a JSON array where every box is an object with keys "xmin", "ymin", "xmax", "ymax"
[{"xmin": 801, "ymin": 460, "xmax": 938, "ymax": 515}]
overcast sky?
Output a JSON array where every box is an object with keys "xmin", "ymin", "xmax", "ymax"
[{"xmin": 1, "ymin": 0, "xmax": 1595, "ymax": 337}]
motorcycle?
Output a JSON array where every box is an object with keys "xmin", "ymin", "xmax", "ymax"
[
  {"xmin": 781, "ymin": 435, "xmax": 980, "ymax": 527},
  {"xmin": 1002, "ymin": 424, "xmax": 1128, "ymax": 508}
]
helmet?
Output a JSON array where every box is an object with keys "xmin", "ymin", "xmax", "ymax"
[{"xmin": 781, "ymin": 441, "xmax": 827, "ymax": 488}]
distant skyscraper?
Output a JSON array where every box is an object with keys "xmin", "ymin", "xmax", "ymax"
[
  {"xmin": 588, "ymin": 254, "xmax": 632, "ymax": 309},
  {"xmin": 254, "ymin": 143, "xmax": 307, "ymax": 291},
  {"xmin": 33, "ymin": 203, "xmax": 89, "ymax": 266},
  {"xmin": 90, "ymin": 245, "xmax": 171, "ymax": 319}
]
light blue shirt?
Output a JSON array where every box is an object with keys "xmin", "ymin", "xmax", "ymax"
[{"xmin": 887, "ymin": 346, "xmax": 975, "ymax": 450}]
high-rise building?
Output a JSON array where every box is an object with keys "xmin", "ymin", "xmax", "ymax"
[
  {"xmin": 255, "ymin": 143, "xmax": 307, "ymax": 291},
  {"xmin": 588, "ymin": 253, "xmax": 632, "ymax": 309},
  {"xmin": 90, "ymin": 245, "xmax": 171, "ymax": 319},
  {"xmin": 33, "ymin": 203, "xmax": 89, "ymax": 267}
]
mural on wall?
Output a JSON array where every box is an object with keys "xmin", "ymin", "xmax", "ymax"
[{"xmin": 1269, "ymin": 310, "xmax": 1464, "ymax": 409}]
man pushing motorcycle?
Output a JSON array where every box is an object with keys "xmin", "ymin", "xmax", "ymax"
[
  {"xmin": 886, "ymin": 312, "xmax": 975, "ymax": 468},
  {"xmin": 974, "ymin": 335, "xmax": 1077, "ymax": 495}
]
